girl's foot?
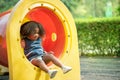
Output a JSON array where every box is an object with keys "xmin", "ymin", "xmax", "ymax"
[
  {"xmin": 62, "ymin": 66, "xmax": 72, "ymax": 74},
  {"xmin": 48, "ymin": 70, "xmax": 58, "ymax": 78}
]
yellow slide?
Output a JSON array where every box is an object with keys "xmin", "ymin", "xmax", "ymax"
[{"xmin": 0, "ymin": 0, "xmax": 80, "ymax": 80}]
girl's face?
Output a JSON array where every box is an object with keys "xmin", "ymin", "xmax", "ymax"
[{"xmin": 28, "ymin": 27, "xmax": 39, "ymax": 40}]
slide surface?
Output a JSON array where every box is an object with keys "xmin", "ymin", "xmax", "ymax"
[{"xmin": 5, "ymin": 0, "xmax": 80, "ymax": 80}]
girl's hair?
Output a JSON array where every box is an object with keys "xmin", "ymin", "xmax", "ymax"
[{"xmin": 20, "ymin": 21, "xmax": 45, "ymax": 38}]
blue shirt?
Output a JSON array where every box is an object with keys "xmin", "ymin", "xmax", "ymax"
[{"xmin": 24, "ymin": 37, "xmax": 44, "ymax": 60}]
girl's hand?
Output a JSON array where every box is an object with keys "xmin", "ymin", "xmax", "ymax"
[
  {"xmin": 48, "ymin": 51, "xmax": 54, "ymax": 54},
  {"xmin": 44, "ymin": 51, "xmax": 54, "ymax": 54}
]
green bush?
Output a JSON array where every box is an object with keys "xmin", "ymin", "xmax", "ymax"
[{"xmin": 75, "ymin": 17, "xmax": 120, "ymax": 57}]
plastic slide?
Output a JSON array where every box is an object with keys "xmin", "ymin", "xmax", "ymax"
[{"xmin": 0, "ymin": 0, "xmax": 80, "ymax": 80}]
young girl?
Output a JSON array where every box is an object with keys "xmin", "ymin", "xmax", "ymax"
[{"xmin": 20, "ymin": 21, "xmax": 72, "ymax": 78}]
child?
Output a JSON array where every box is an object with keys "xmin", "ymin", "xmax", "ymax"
[{"xmin": 20, "ymin": 21, "xmax": 72, "ymax": 78}]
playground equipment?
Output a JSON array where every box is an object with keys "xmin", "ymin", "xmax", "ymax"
[{"xmin": 0, "ymin": 0, "xmax": 80, "ymax": 80}]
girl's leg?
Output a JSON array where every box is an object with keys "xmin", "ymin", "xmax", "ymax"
[
  {"xmin": 42, "ymin": 52, "xmax": 72, "ymax": 74},
  {"xmin": 42, "ymin": 52, "xmax": 64, "ymax": 68},
  {"xmin": 31, "ymin": 58, "xmax": 58, "ymax": 78},
  {"xmin": 31, "ymin": 58, "xmax": 49, "ymax": 73}
]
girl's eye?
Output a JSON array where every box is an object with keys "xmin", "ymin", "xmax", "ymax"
[
  {"xmin": 30, "ymin": 32, "xmax": 35, "ymax": 35},
  {"xmin": 31, "ymin": 31, "xmax": 36, "ymax": 34}
]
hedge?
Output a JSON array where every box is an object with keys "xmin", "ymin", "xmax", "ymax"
[{"xmin": 75, "ymin": 17, "xmax": 120, "ymax": 57}]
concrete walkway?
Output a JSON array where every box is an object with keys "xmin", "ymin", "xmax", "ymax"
[
  {"xmin": 80, "ymin": 56, "xmax": 120, "ymax": 80},
  {"xmin": 0, "ymin": 56, "xmax": 120, "ymax": 80}
]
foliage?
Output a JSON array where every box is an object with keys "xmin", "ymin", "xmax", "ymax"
[
  {"xmin": 117, "ymin": 1, "xmax": 120, "ymax": 16},
  {"xmin": 0, "ymin": 0, "xmax": 120, "ymax": 18},
  {"xmin": 75, "ymin": 17, "xmax": 120, "ymax": 57},
  {"xmin": 62, "ymin": 0, "xmax": 120, "ymax": 18},
  {"xmin": 61, "ymin": 0, "xmax": 80, "ymax": 17},
  {"xmin": 0, "ymin": 0, "xmax": 18, "ymax": 13}
]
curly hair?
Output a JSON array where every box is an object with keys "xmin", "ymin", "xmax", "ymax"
[{"xmin": 20, "ymin": 21, "xmax": 45, "ymax": 38}]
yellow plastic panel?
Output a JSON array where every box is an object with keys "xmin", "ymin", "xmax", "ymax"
[{"xmin": 6, "ymin": 0, "xmax": 81, "ymax": 80}]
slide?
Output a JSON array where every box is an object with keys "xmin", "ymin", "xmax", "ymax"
[{"xmin": 0, "ymin": 0, "xmax": 80, "ymax": 80}]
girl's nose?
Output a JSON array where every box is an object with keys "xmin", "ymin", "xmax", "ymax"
[{"xmin": 34, "ymin": 34, "xmax": 39, "ymax": 37}]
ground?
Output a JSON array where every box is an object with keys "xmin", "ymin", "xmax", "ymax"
[
  {"xmin": 80, "ymin": 56, "xmax": 120, "ymax": 80},
  {"xmin": 0, "ymin": 56, "xmax": 120, "ymax": 80}
]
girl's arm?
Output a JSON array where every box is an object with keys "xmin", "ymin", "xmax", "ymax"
[{"xmin": 21, "ymin": 39, "xmax": 25, "ymax": 48}]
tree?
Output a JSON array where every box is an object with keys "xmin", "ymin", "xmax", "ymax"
[
  {"xmin": 61, "ymin": 0, "xmax": 80, "ymax": 18},
  {"xmin": 117, "ymin": 0, "xmax": 120, "ymax": 16},
  {"xmin": 0, "ymin": 0, "xmax": 18, "ymax": 13}
]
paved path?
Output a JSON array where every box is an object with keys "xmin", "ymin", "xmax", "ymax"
[
  {"xmin": 0, "ymin": 57, "xmax": 120, "ymax": 80},
  {"xmin": 80, "ymin": 57, "xmax": 120, "ymax": 80}
]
